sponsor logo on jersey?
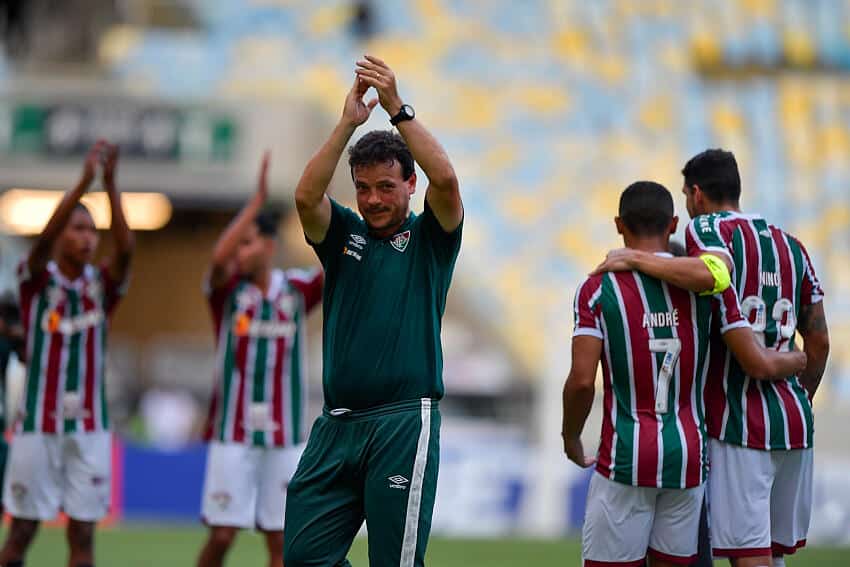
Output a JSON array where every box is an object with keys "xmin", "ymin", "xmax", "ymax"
[
  {"xmin": 390, "ymin": 230, "xmax": 411, "ymax": 253},
  {"xmin": 388, "ymin": 475, "xmax": 409, "ymax": 489},
  {"xmin": 42, "ymin": 309, "xmax": 104, "ymax": 335},
  {"xmin": 343, "ymin": 246, "xmax": 362, "ymax": 261},
  {"xmin": 758, "ymin": 229, "xmax": 772, "ymax": 239},
  {"xmin": 277, "ymin": 295, "xmax": 295, "ymax": 314},
  {"xmin": 760, "ymin": 272, "xmax": 781, "ymax": 287},
  {"xmin": 233, "ymin": 315, "xmax": 296, "ymax": 338},
  {"xmin": 348, "ymin": 234, "xmax": 367, "ymax": 249},
  {"xmin": 642, "ymin": 309, "xmax": 680, "ymax": 329}
]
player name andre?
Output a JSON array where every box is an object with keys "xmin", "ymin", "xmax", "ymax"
[
  {"xmin": 643, "ymin": 308, "xmax": 679, "ymax": 329},
  {"xmin": 343, "ymin": 230, "xmax": 411, "ymax": 261}
]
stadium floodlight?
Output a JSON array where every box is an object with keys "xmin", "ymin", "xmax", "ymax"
[{"xmin": 0, "ymin": 188, "xmax": 173, "ymax": 234}]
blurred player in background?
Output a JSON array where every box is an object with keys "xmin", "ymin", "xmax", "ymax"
[
  {"xmin": 564, "ymin": 181, "xmax": 807, "ymax": 567},
  {"xmin": 284, "ymin": 55, "xmax": 463, "ymax": 567},
  {"xmin": 593, "ymin": 150, "xmax": 830, "ymax": 567},
  {"xmin": 0, "ymin": 292, "xmax": 25, "ymax": 515},
  {"xmin": 197, "ymin": 153, "xmax": 323, "ymax": 567},
  {"xmin": 0, "ymin": 141, "xmax": 134, "ymax": 567}
]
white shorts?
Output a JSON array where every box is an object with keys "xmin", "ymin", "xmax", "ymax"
[
  {"xmin": 2, "ymin": 432, "xmax": 112, "ymax": 522},
  {"xmin": 582, "ymin": 472, "xmax": 704, "ymax": 566},
  {"xmin": 201, "ymin": 441, "xmax": 304, "ymax": 531},
  {"xmin": 708, "ymin": 439, "xmax": 812, "ymax": 558}
]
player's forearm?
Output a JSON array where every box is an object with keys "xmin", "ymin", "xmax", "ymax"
[
  {"xmin": 631, "ymin": 252, "xmax": 715, "ymax": 293},
  {"xmin": 723, "ymin": 327, "xmax": 806, "ymax": 380},
  {"xmin": 294, "ymin": 120, "xmax": 356, "ymax": 212},
  {"xmin": 562, "ymin": 373, "xmax": 594, "ymax": 442},
  {"xmin": 800, "ymin": 333, "xmax": 829, "ymax": 399},
  {"xmin": 396, "ymin": 118, "xmax": 458, "ymax": 193},
  {"xmin": 211, "ymin": 194, "xmax": 264, "ymax": 267},
  {"xmin": 105, "ymin": 184, "xmax": 135, "ymax": 256}
]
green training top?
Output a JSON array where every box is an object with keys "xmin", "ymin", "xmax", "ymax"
[{"xmin": 309, "ymin": 198, "xmax": 462, "ymax": 410}]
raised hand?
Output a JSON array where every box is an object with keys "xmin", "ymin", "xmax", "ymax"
[
  {"xmin": 80, "ymin": 140, "xmax": 108, "ymax": 189},
  {"xmin": 355, "ymin": 55, "xmax": 403, "ymax": 116},
  {"xmin": 342, "ymin": 76, "xmax": 379, "ymax": 127},
  {"xmin": 257, "ymin": 150, "xmax": 270, "ymax": 203},
  {"xmin": 101, "ymin": 143, "xmax": 120, "ymax": 192}
]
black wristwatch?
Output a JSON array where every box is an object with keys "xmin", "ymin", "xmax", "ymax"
[{"xmin": 390, "ymin": 104, "xmax": 415, "ymax": 126}]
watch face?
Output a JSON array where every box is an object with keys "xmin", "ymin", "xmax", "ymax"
[{"xmin": 403, "ymin": 105, "xmax": 414, "ymax": 118}]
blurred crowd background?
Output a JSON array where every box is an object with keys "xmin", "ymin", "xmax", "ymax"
[{"xmin": 0, "ymin": 0, "xmax": 849, "ymax": 543}]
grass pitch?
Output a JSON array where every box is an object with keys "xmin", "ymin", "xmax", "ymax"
[{"xmin": 16, "ymin": 524, "xmax": 850, "ymax": 566}]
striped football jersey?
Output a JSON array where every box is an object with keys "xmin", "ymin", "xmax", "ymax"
[
  {"xmin": 686, "ymin": 211, "xmax": 823, "ymax": 451},
  {"xmin": 204, "ymin": 268, "xmax": 322, "ymax": 448},
  {"xmin": 17, "ymin": 260, "xmax": 126, "ymax": 434},
  {"xmin": 574, "ymin": 263, "xmax": 747, "ymax": 488}
]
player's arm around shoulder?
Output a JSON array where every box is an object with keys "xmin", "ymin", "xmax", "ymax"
[{"xmin": 714, "ymin": 287, "xmax": 807, "ymax": 380}]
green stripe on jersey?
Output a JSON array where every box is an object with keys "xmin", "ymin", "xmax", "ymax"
[
  {"xmin": 600, "ymin": 275, "xmax": 635, "ymax": 485},
  {"xmin": 252, "ymin": 300, "xmax": 271, "ymax": 447},
  {"xmin": 753, "ymin": 219, "xmax": 788, "ymax": 447},
  {"xmin": 218, "ymin": 286, "xmax": 240, "ymax": 442},
  {"xmin": 290, "ymin": 307, "xmax": 302, "ymax": 444},
  {"xmin": 637, "ymin": 274, "xmax": 682, "ymax": 488},
  {"xmin": 24, "ymin": 294, "xmax": 49, "ymax": 432},
  {"xmin": 64, "ymin": 290, "xmax": 80, "ymax": 433},
  {"xmin": 723, "ymin": 228, "xmax": 747, "ymax": 446}
]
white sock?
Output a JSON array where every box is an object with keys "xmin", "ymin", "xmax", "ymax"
[{"xmin": 773, "ymin": 557, "xmax": 786, "ymax": 567}]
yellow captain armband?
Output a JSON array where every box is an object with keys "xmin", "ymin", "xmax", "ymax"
[{"xmin": 699, "ymin": 254, "xmax": 731, "ymax": 296}]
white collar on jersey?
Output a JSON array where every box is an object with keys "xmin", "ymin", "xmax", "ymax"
[
  {"xmin": 48, "ymin": 261, "xmax": 96, "ymax": 289},
  {"xmin": 265, "ymin": 268, "xmax": 285, "ymax": 300}
]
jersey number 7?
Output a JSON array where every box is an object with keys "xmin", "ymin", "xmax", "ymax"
[{"xmin": 649, "ymin": 338, "xmax": 682, "ymax": 414}]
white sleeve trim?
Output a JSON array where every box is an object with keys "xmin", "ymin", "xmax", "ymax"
[
  {"xmin": 573, "ymin": 327, "xmax": 604, "ymax": 340},
  {"xmin": 720, "ymin": 319, "xmax": 751, "ymax": 334}
]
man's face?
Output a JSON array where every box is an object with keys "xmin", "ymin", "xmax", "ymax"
[
  {"xmin": 682, "ymin": 183, "xmax": 704, "ymax": 218},
  {"xmin": 237, "ymin": 223, "xmax": 275, "ymax": 276},
  {"xmin": 353, "ymin": 160, "xmax": 415, "ymax": 234},
  {"xmin": 57, "ymin": 209, "xmax": 98, "ymax": 267}
]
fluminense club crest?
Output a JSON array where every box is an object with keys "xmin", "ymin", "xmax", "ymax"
[{"xmin": 389, "ymin": 230, "xmax": 411, "ymax": 253}]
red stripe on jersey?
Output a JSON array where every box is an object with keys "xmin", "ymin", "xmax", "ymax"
[
  {"xmin": 232, "ymin": 311, "xmax": 252, "ymax": 443},
  {"xmin": 271, "ymin": 325, "xmax": 286, "ymax": 447},
  {"xmin": 774, "ymin": 381, "xmax": 803, "ymax": 447},
  {"xmin": 745, "ymin": 382, "xmax": 766, "ymax": 448},
  {"xmin": 42, "ymin": 302, "xmax": 66, "ymax": 434},
  {"xmin": 597, "ymin": 354, "xmax": 615, "ymax": 476},
  {"xmin": 82, "ymin": 293, "xmax": 97, "ymax": 431},
  {"xmin": 614, "ymin": 273, "xmax": 658, "ymax": 486},
  {"xmin": 668, "ymin": 286, "xmax": 701, "ymax": 487},
  {"xmin": 739, "ymin": 223, "xmax": 760, "ymax": 298}
]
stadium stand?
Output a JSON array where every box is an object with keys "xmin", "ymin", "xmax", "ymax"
[{"xmin": 82, "ymin": 0, "xmax": 850, "ymax": 401}]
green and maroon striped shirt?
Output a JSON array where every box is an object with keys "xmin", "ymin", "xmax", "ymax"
[
  {"xmin": 574, "ymin": 261, "xmax": 747, "ymax": 488},
  {"xmin": 204, "ymin": 268, "xmax": 322, "ymax": 448},
  {"xmin": 17, "ymin": 260, "xmax": 126, "ymax": 434},
  {"xmin": 687, "ymin": 212, "xmax": 822, "ymax": 451}
]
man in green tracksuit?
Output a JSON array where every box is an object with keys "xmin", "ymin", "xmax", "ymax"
[{"xmin": 285, "ymin": 55, "xmax": 463, "ymax": 567}]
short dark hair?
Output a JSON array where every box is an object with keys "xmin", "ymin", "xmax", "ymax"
[
  {"xmin": 348, "ymin": 130, "xmax": 414, "ymax": 181},
  {"xmin": 618, "ymin": 181, "xmax": 674, "ymax": 237},
  {"xmin": 254, "ymin": 209, "xmax": 280, "ymax": 237},
  {"xmin": 681, "ymin": 148, "xmax": 741, "ymax": 204},
  {"xmin": 73, "ymin": 202, "xmax": 92, "ymax": 217}
]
